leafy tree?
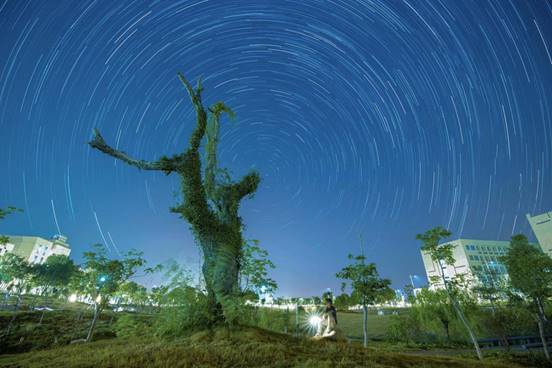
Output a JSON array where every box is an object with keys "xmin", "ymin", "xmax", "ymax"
[
  {"xmin": 149, "ymin": 285, "xmax": 170, "ymax": 313},
  {"xmin": 501, "ymin": 234, "xmax": 552, "ymax": 360},
  {"xmin": 472, "ymin": 263, "xmax": 511, "ymax": 348},
  {"xmin": 336, "ymin": 254, "xmax": 394, "ymax": 347},
  {"xmin": 33, "ymin": 255, "xmax": 77, "ymax": 297},
  {"xmin": 115, "ymin": 281, "xmax": 148, "ymax": 311},
  {"xmin": 0, "ymin": 253, "xmax": 33, "ymax": 336},
  {"xmin": 322, "ymin": 290, "xmax": 333, "ymax": 302},
  {"xmin": 239, "ymin": 240, "xmax": 277, "ymax": 298},
  {"xmin": 416, "ymin": 227, "xmax": 482, "ymax": 360},
  {"xmin": 76, "ymin": 244, "xmax": 145, "ymax": 342},
  {"xmin": 415, "ymin": 288, "xmax": 455, "ymax": 342},
  {"xmin": 31, "ymin": 255, "xmax": 77, "ymax": 324},
  {"xmin": 334, "ymin": 293, "xmax": 351, "ymax": 310},
  {"xmin": 89, "ymin": 73, "xmax": 260, "ymax": 324}
]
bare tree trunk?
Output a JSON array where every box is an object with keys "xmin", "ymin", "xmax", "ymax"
[
  {"xmin": 362, "ymin": 304, "xmax": 368, "ymax": 348},
  {"xmin": 86, "ymin": 303, "xmax": 101, "ymax": 342},
  {"xmin": 4, "ymin": 293, "xmax": 21, "ymax": 337},
  {"xmin": 438, "ymin": 262, "xmax": 482, "ymax": 360},
  {"xmin": 441, "ymin": 319, "xmax": 450, "ymax": 343},
  {"xmin": 536, "ymin": 298, "xmax": 550, "ymax": 360}
]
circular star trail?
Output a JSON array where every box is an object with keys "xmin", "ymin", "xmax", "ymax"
[{"xmin": 0, "ymin": 0, "xmax": 551, "ymax": 296}]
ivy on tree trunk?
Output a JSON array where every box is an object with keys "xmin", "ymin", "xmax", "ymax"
[{"xmin": 89, "ymin": 73, "xmax": 259, "ymax": 323}]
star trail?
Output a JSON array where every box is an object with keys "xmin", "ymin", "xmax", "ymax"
[{"xmin": 0, "ymin": 0, "xmax": 551, "ymax": 296}]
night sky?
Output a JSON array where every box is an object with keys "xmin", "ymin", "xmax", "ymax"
[{"xmin": 1, "ymin": 0, "xmax": 551, "ymax": 296}]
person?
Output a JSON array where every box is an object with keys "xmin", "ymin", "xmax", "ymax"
[{"xmin": 315, "ymin": 298, "xmax": 338, "ymax": 338}]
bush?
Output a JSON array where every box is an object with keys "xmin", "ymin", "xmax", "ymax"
[
  {"xmin": 253, "ymin": 308, "xmax": 291, "ymax": 333},
  {"xmin": 154, "ymin": 288, "xmax": 215, "ymax": 338},
  {"xmin": 113, "ymin": 314, "xmax": 152, "ymax": 339}
]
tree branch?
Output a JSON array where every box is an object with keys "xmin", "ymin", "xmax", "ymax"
[
  {"xmin": 231, "ymin": 171, "xmax": 261, "ymax": 200},
  {"xmin": 205, "ymin": 102, "xmax": 235, "ymax": 200},
  {"xmin": 178, "ymin": 72, "xmax": 208, "ymax": 152},
  {"xmin": 88, "ymin": 129, "xmax": 178, "ymax": 173}
]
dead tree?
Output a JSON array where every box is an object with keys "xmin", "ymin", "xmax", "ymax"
[{"xmin": 89, "ymin": 73, "xmax": 260, "ymax": 322}]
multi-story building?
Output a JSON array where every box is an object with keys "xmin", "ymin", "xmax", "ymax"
[
  {"xmin": 527, "ymin": 211, "xmax": 552, "ymax": 258},
  {"xmin": 0, "ymin": 234, "xmax": 71, "ymax": 264},
  {"xmin": 421, "ymin": 239, "xmax": 518, "ymax": 290}
]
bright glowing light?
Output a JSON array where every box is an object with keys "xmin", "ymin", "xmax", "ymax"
[
  {"xmin": 68, "ymin": 294, "xmax": 77, "ymax": 303},
  {"xmin": 99, "ymin": 276, "xmax": 107, "ymax": 282},
  {"xmin": 309, "ymin": 315, "xmax": 322, "ymax": 327},
  {"xmin": 96, "ymin": 295, "xmax": 102, "ymax": 303}
]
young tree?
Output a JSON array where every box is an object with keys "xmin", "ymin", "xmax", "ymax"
[
  {"xmin": 32, "ymin": 255, "xmax": 77, "ymax": 323},
  {"xmin": 502, "ymin": 234, "xmax": 552, "ymax": 360},
  {"xmin": 333, "ymin": 293, "xmax": 351, "ymax": 310},
  {"xmin": 415, "ymin": 288, "xmax": 455, "ymax": 342},
  {"xmin": 77, "ymin": 244, "xmax": 145, "ymax": 342},
  {"xmin": 0, "ymin": 253, "xmax": 33, "ymax": 336},
  {"xmin": 239, "ymin": 240, "xmax": 277, "ymax": 298},
  {"xmin": 336, "ymin": 254, "xmax": 394, "ymax": 347},
  {"xmin": 416, "ymin": 227, "xmax": 482, "ymax": 360},
  {"xmin": 89, "ymin": 73, "xmax": 260, "ymax": 323}
]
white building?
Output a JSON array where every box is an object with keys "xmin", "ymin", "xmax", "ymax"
[
  {"xmin": 0, "ymin": 234, "xmax": 71, "ymax": 264},
  {"xmin": 527, "ymin": 211, "xmax": 552, "ymax": 258},
  {"xmin": 421, "ymin": 239, "xmax": 513, "ymax": 290}
]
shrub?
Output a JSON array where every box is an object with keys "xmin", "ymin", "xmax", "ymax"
[
  {"xmin": 154, "ymin": 288, "xmax": 214, "ymax": 338},
  {"xmin": 113, "ymin": 314, "xmax": 152, "ymax": 339}
]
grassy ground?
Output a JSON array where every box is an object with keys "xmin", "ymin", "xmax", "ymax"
[
  {"xmin": 336, "ymin": 311, "xmax": 394, "ymax": 340},
  {"xmin": 0, "ymin": 309, "xmax": 118, "ymax": 354},
  {"xmin": 0, "ymin": 307, "xmax": 548, "ymax": 367},
  {"xmin": 0, "ymin": 327, "xmax": 543, "ymax": 368}
]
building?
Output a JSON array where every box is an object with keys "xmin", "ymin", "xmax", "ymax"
[
  {"xmin": 527, "ymin": 211, "xmax": 552, "ymax": 258},
  {"xmin": 421, "ymin": 239, "xmax": 513, "ymax": 290},
  {"xmin": 0, "ymin": 234, "xmax": 71, "ymax": 264}
]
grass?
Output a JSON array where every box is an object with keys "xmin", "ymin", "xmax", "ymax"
[
  {"xmin": 336, "ymin": 311, "xmax": 395, "ymax": 340},
  {"xmin": 0, "ymin": 309, "xmax": 117, "ymax": 354},
  {"xmin": 0, "ymin": 307, "xmax": 548, "ymax": 367},
  {"xmin": 0, "ymin": 326, "xmax": 540, "ymax": 368}
]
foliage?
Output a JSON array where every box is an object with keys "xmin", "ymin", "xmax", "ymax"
[
  {"xmin": 334, "ymin": 293, "xmax": 352, "ymax": 310},
  {"xmin": 155, "ymin": 289, "xmax": 215, "ymax": 338},
  {"xmin": 336, "ymin": 254, "xmax": 393, "ymax": 306},
  {"xmin": 239, "ymin": 240, "xmax": 277, "ymax": 298},
  {"xmin": 0, "ymin": 253, "xmax": 32, "ymax": 293},
  {"xmin": 114, "ymin": 281, "xmax": 148, "ymax": 311},
  {"xmin": 32, "ymin": 255, "xmax": 77, "ymax": 298},
  {"xmin": 71, "ymin": 244, "xmax": 145, "ymax": 342},
  {"xmin": 89, "ymin": 73, "xmax": 261, "ymax": 323},
  {"xmin": 113, "ymin": 314, "xmax": 153, "ymax": 339},
  {"xmin": 387, "ymin": 310, "xmax": 428, "ymax": 344},
  {"xmin": 416, "ymin": 226, "xmax": 454, "ymax": 266},
  {"xmin": 416, "ymin": 227, "xmax": 482, "ymax": 360},
  {"xmin": 501, "ymin": 233, "xmax": 552, "ymax": 359},
  {"xmin": 77, "ymin": 244, "xmax": 146, "ymax": 307},
  {"xmin": 501, "ymin": 234, "xmax": 552, "ymax": 306}
]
